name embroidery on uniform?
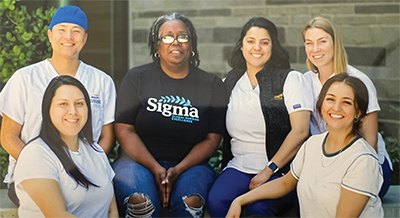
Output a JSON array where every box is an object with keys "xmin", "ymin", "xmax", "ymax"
[
  {"xmin": 90, "ymin": 95, "xmax": 101, "ymax": 105},
  {"xmin": 146, "ymin": 96, "xmax": 199, "ymax": 123}
]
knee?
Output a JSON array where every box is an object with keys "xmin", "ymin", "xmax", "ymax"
[
  {"xmin": 182, "ymin": 195, "xmax": 204, "ymax": 218},
  {"xmin": 125, "ymin": 193, "xmax": 155, "ymax": 218},
  {"xmin": 184, "ymin": 195, "xmax": 203, "ymax": 208}
]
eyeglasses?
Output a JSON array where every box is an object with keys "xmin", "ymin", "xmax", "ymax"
[{"xmin": 159, "ymin": 35, "xmax": 190, "ymax": 44}]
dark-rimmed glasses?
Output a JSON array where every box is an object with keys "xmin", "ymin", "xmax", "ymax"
[{"xmin": 159, "ymin": 35, "xmax": 190, "ymax": 44}]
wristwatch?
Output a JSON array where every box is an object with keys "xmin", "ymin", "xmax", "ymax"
[{"xmin": 267, "ymin": 161, "xmax": 279, "ymax": 173}]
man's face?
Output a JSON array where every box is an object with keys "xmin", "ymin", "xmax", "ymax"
[{"xmin": 48, "ymin": 23, "xmax": 87, "ymax": 60}]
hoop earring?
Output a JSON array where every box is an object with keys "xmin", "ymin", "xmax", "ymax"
[
  {"xmin": 354, "ymin": 117, "xmax": 360, "ymax": 123},
  {"xmin": 154, "ymin": 53, "xmax": 160, "ymax": 58},
  {"xmin": 192, "ymin": 51, "xmax": 195, "ymax": 57}
]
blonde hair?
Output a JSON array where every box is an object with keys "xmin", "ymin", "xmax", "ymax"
[{"xmin": 302, "ymin": 17, "xmax": 348, "ymax": 75}]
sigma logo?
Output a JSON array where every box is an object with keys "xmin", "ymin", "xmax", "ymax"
[{"xmin": 146, "ymin": 96, "xmax": 199, "ymax": 123}]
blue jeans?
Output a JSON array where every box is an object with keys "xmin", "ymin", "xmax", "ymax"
[
  {"xmin": 208, "ymin": 168, "xmax": 298, "ymax": 217},
  {"xmin": 112, "ymin": 157, "xmax": 215, "ymax": 217}
]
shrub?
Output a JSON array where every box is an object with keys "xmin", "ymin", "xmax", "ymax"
[{"xmin": 0, "ymin": 0, "xmax": 56, "ymax": 182}]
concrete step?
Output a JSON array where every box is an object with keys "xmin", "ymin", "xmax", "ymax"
[
  {"xmin": 0, "ymin": 189, "xmax": 17, "ymax": 218},
  {"xmin": 382, "ymin": 185, "xmax": 400, "ymax": 218},
  {"xmin": 0, "ymin": 186, "xmax": 399, "ymax": 218}
]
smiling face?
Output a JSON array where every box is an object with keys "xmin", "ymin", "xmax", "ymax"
[
  {"xmin": 241, "ymin": 27, "xmax": 272, "ymax": 73},
  {"xmin": 157, "ymin": 20, "xmax": 192, "ymax": 69},
  {"xmin": 321, "ymin": 82, "xmax": 360, "ymax": 133},
  {"xmin": 50, "ymin": 85, "xmax": 88, "ymax": 142},
  {"xmin": 304, "ymin": 27, "xmax": 334, "ymax": 72},
  {"xmin": 48, "ymin": 23, "xmax": 87, "ymax": 60}
]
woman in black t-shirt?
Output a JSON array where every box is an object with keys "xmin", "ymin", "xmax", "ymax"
[{"xmin": 112, "ymin": 12, "xmax": 226, "ymax": 217}]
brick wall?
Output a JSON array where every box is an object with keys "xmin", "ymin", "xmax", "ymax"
[{"xmin": 128, "ymin": 0, "xmax": 400, "ymax": 139}]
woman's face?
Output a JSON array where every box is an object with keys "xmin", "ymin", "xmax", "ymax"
[
  {"xmin": 157, "ymin": 20, "xmax": 192, "ymax": 68},
  {"xmin": 50, "ymin": 85, "xmax": 88, "ymax": 141},
  {"xmin": 321, "ymin": 82, "xmax": 359, "ymax": 132},
  {"xmin": 241, "ymin": 27, "xmax": 272, "ymax": 73},
  {"xmin": 304, "ymin": 27, "xmax": 334, "ymax": 71}
]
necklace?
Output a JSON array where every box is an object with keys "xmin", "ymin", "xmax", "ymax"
[
  {"xmin": 320, "ymin": 134, "xmax": 360, "ymax": 168},
  {"xmin": 321, "ymin": 146, "xmax": 345, "ymax": 168},
  {"xmin": 320, "ymin": 135, "xmax": 346, "ymax": 168}
]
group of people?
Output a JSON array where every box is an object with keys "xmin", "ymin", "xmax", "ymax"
[{"xmin": 0, "ymin": 5, "xmax": 392, "ymax": 218}]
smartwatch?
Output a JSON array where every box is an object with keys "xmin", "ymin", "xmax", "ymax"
[{"xmin": 267, "ymin": 161, "xmax": 279, "ymax": 173}]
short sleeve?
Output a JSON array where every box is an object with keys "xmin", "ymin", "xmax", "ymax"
[
  {"xmin": 208, "ymin": 77, "xmax": 227, "ymax": 135},
  {"xmin": 14, "ymin": 142, "xmax": 61, "ymax": 185},
  {"xmin": 290, "ymin": 140, "xmax": 307, "ymax": 180},
  {"xmin": 361, "ymin": 77, "xmax": 380, "ymax": 114},
  {"xmin": 0, "ymin": 71, "xmax": 27, "ymax": 124},
  {"xmin": 115, "ymin": 71, "xmax": 141, "ymax": 125},
  {"xmin": 347, "ymin": 66, "xmax": 380, "ymax": 113},
  {"xmin": 102, "ymin": 76, "xmax": 117, "ymax": 125},
  {"xmin": 94, "ymin": 143, "xmax": 116, "ymax": 181},
  {"xmin": 341, "ymin": 154, "xmax": 383, "ymax": 197},
  {"xmin": 283, "ymin": 71, "xmax": 314, "ymax": 114}
]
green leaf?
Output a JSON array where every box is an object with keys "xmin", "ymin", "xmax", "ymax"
[
  {"xmin": 6, "ymin": 32, "xmax": 12, "ymax": 40},
  {"xmin": 12, "ymin": 45, "xmax": 21, "ymax": 56},
  {"xmin": 26, "ymin": 50, "xmax": 33, "ymax": 58},
  {"xmin": 25, "ymin": 42, "xmax": 32, "ymax": 47},
  {"xmin": 21, "ymin": 32, "xmax": 32, "ymax": 41},
  {"xmin": 0, "ymin": 58, "xmax": 4, "ymax": 66},
  {"xmin": 19, "ymin": 52, "xmax": 25, "ymax": 60}
]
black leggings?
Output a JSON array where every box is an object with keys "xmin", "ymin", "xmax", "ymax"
[{"xmin": 8, "ymin": 182, "xmax": 19, "ymax": 207}]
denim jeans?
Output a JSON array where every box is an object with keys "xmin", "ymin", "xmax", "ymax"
[{"xmin": 112, "ymin": 157, "xmax": 215, "ymax": 217}]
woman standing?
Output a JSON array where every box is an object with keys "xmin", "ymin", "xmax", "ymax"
[
  {"xmin": 207, "ymin": 17, "xmax": 312, "ymax": 217},
  {"xmin": 302, "ymin": 17, "xmax": 392, "ymax": 198},
  {"xmin": 14, "ymin": 76, "xmax": 117, "ymax": 218},
  {"xmin": 112, "ymin": 13, "xmax": 226, "ymax": 217},
  {"xmin": 226, "ymin": 73, "xmax": 383, "ymax": 218}
]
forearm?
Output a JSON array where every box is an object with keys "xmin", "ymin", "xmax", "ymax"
[
  {"xmin": 1, "ymin": 115, "xmax": 25, "ymax": 160},
  {"xmin": 269, "ymin": 111, "xmax": 310, "ymax": 169},
  {"xmin": 98, "ymin": 123, "xmax": 115, "ymax": 154},
  {"xmin": 175, "ymin": 133, "xmax": 222, "ymax": 174},
  {"xmin": 237, "ymin": 173, "xmax": 297, "ymax": 205},
  {"xmin": 0, "ymin": 135, "xmax": 25, "ymax": 160}
]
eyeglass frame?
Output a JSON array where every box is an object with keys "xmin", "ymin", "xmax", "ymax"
[{"xmin": 159, "ymin": 35, "xmax": 190, "ymax": 44}]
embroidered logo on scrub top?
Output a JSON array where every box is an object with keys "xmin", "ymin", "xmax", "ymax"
[
  {"xmin": 146, "ymin": 95, "xmax": 199, "ymax": 123},
  {"xmin": 90, "ymin": 95, "xmax": 101, "ymax": 107},
  {"xmin": 274, "ymin": 93, "xmax": 283, "ymax": 100},
  {"xmin": 293, "ymin": 104, "xmax": 302, "ymax": 109}
]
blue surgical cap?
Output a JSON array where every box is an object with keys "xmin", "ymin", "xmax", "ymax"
[{"xmin": 49, "ymin": 5, "xmax": 88, "ymax": 31}]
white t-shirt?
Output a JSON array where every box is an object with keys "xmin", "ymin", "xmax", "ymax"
[
  {"xmin": 304, "ymin": 65, "xmax": 391, "ymax": 168},
  {"xmin": 291, "ymin": 132, "xmax": 383, "ymax": 218},
  {"xmin": 0, "ymin": 59, "xmax": 117, "ymax": 183},
  {"xmin": 14, "ymin": 138, "xmax": 115, "ymax": 218},
  {"xmin": 226, "ymin": 71, "xmax": 313, "ymax": 174}
]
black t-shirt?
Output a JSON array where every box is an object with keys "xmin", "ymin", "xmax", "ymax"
[{"xmin": 116, "ymin": 63, "xmax": 226, "ymax": 162}]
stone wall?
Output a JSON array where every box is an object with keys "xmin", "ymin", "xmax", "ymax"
[{"xmin": 128, "ymin": 0, "xmax": 400, "ymax": 139}]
